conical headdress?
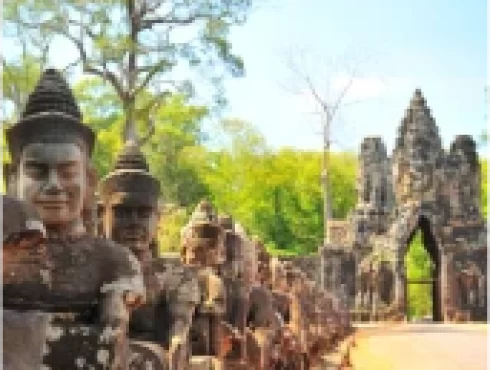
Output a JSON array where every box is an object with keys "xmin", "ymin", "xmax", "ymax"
[
  {"xmin": 100, "ymin": 140, "xmax": 160, "ymax": 204},
  {"xmin": 6, "ymin": 69, "xmax": 95, "ymax": 162}
]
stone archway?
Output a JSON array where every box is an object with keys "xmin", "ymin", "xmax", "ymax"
[
  {"xmin": 404, "ymin": 216, "xmax": 442, "ymax": 321},
  {"xmin": 401, "ymin": 215, "xmax": 442, "ymax": 322}
]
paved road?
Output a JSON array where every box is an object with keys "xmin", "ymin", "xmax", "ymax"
[{"xmin": 349, "ymin": 323, "xmax": 487, "ymax": 370}]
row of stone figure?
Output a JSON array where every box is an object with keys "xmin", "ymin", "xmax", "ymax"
[{"xmin": 2, "ymin": 68, "xmax": 351, "ymax": 369}]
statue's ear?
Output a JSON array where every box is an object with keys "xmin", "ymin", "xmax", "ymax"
[
  {"xmin": 4, "ymin": 162, "xmax": 11, "ymax": 190},
  {"xmin": 4, "ymin": 162, "xmax": 11, "ymax": 175},
  {"xmin": 86, "ymin": 163, "xmax": 98, "ymax": 192},
  {"xmin": 4, "ymin": 162, "xmax": 17, "ymax": 196},
  {"xmin": 84, "ymin": 163, "xmax": 98, "ymax": 208}
]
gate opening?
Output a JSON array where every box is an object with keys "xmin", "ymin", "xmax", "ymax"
[{"xmin": 404, "ymin": 216, "xmax": 441, "ymax": 322}]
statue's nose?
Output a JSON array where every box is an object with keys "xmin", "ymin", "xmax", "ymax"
[
  {"xmin": 130, "ymin": 209, "xmax": 140, "ymax": 222},
  {"xmin": 44, "ymin": 169, "xmax": 62, "ymax": 192}
]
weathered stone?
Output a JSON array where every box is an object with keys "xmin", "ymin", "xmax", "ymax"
[
  {"xmin": 100, "ymin": 139, "xmax": 201, "ymax": 369},
  {"xmin": 3, "ymin": 68, "xmax": 144, "ymax": 369},
  {"xmin": 316, "ymin": 89, "xmax": 487, "ymax": 322}
]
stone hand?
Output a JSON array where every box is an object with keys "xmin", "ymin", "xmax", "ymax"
[{"xmin": 99, "ymin": 290, "xmax": 130, "ymax": 328}]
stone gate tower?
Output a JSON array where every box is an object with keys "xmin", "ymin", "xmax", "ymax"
[{"xmin": 319, "ymin": 89, "xmax": 487, "ymax": 322}]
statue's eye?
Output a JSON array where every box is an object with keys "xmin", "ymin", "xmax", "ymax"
[
  {"xmin": 137, "ymin": 207, "xmax": 152, "ymax": 218},
  {"xmin": 58, "ymin": 163, "xmax": 79, "ymax": 179},
  {"xmin": 24, "ymin": 162, "xmax": 47, "ymax": 178},
  {"xmin": 114, "ymin": 206, "xmax": 131, "ymax": 218}
]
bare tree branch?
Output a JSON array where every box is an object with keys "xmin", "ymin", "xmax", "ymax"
[
  {"xmin": 141, "ymin": 14, "xmax": 206, "ymax": 29},
  {"xmin": 304, "ymin": 72, "xmax": 330, "ymax": 114},
  {"xmin": 330, "ymin": 76, "xmax": 354, "ymax": 117},
  {"xmin": 132, "ymin": 59, "xmax": 175, "ymax": 98},
  {"xmin": 1, "ymin": 60, "xmax": 21, "ymax": 112}
]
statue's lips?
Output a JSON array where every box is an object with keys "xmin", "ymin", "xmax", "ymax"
[
  {"xmin": 121, "ymin": 231, "xmax": 146, "ymax": 241},
  {"xmin": 123, "ymin": 236, "xmax": 144, "ymax": 241},
  {"xmin": 121, "ymin": 228, "xmax": 146, "ymax": 241},
  {"xmin": 35, "ymin": 200, "xmax": 69, "ymax": 208}
]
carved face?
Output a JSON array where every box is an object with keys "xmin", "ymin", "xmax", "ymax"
[
  {"xmin": 17, "ymin": 143, "xmax": 88, "ymax": 228},
  {"xmin": 107, "ymin": 201, "xmax": 158, "ymax": 257},
  {"xmin": 183, "ymin": 223, "xmax": 223, "ymax": 267}
]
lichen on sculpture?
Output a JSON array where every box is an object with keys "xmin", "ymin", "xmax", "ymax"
[{"xmin": 3, "ymin": 68, "xmax": 145, "ymax": 369}]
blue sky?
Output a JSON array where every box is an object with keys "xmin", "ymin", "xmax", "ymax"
[
  {"xmin": 4, "ymin": 0, "xmax": 487, "ymax": 156},
  {"xmin": 223, "ymin": 0, "xmax": 487, "ymax": 155}
]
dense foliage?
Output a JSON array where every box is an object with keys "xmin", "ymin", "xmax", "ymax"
[
  {"xmin": 4, "ymin": 0, "xmax": 252, "ymax": 139},
  {"xmin": 405, "ymin": 231, "xmax": 433, "ymax": 320}
]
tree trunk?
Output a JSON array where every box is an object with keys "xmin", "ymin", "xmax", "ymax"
[{"xmin": 125, "ymin": 0, "xmax": 138, "ymax": 142}]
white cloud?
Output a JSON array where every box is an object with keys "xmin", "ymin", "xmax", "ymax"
[{"xmin": 331, "ymin": 72, "xmax": 387, "ymax": 103}]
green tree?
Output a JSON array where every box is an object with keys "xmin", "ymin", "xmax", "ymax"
[
  {"xmin": 193, "ymin": 119, "xmax": 358, "ymax": 255},
  {"xmin": 72, "ymin": 77, "xmax": 210, "ymax": 207},
  {"xmin": 144, "ymin": 95, "xmax": 210, "ymax": 208},
  {"xmin": 405, "ymin": 231, "xmax": 434, "ymax": 320},
  {"xmin": 5, "ymin": 0, "xmax": 252, "ymax": 141},
  {"xmin": 481, "ymin": 159, "xmax": 487, "ymax": 219},
  {"xmin": 157, "ymin": 204, "xmax": 189, "ymax": 253},
  {"xmin": 0, "ymin": 39, "xmax": 48, "ymax": 192}
]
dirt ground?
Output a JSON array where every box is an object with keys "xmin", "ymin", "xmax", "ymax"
[{"xmin": 349, "ymin": 323, "xmax": 487, "ymax": 370}]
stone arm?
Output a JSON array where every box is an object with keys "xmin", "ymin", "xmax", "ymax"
[
  {"xmin": 218, "ymin": 320, "xmax": 243, "ymax": 358},
  {"xmin": 169, "ymin": 274, "xmax": 200, "ymax": 350},
  {"xmin": 100, "ymin": 246, "xmax": 146, "ymax": 329}
]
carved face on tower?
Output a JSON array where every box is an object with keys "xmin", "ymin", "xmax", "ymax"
[
  {"xmin": 393, "ymin": 89, "xmax": 444, "ymax": 200},
  {"xmin": 6, "ymin": 69, "xmax": 96, "ymax": 235},
  {"xmin": 100, "ymin": 141, "xmax": 160, "ymax": 260},
  {"xmin": 181, "ymin": 200, "xmax": 225, "ymax": 267}
]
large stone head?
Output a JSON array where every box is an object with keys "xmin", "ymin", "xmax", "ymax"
[
  {"xmin": 6, "ymin": 69, "xmax": 96, "ymax": 235},
  {"xmin": 181, "ymin": 199, "xmax": 225, "ymax": 267},
  {"xmin": 100, "ymin": 140, "xmax": 160, "ymax": 260}
]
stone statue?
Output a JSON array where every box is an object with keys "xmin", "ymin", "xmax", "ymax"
[
  {"xmin": 246, "ymin": 244, "xmax": 299, "ymax": 370},
  {"xmin": 181, "ymin": 200, "xmax": 233, "ymax": 366},
  {"xmin": 217, "ymin": 214, "xmax": 250, "ymax": 368},
  {"xmin": 100, "ymin": 140, "xmax": 160, "ymax": 262},
  {"xmin": 100, "ymin": 139, "xmax": 200, "ymax": 369},
  {"xmin": 4, "ymin": 69, "xmax": 145, "ymax": 369}
]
